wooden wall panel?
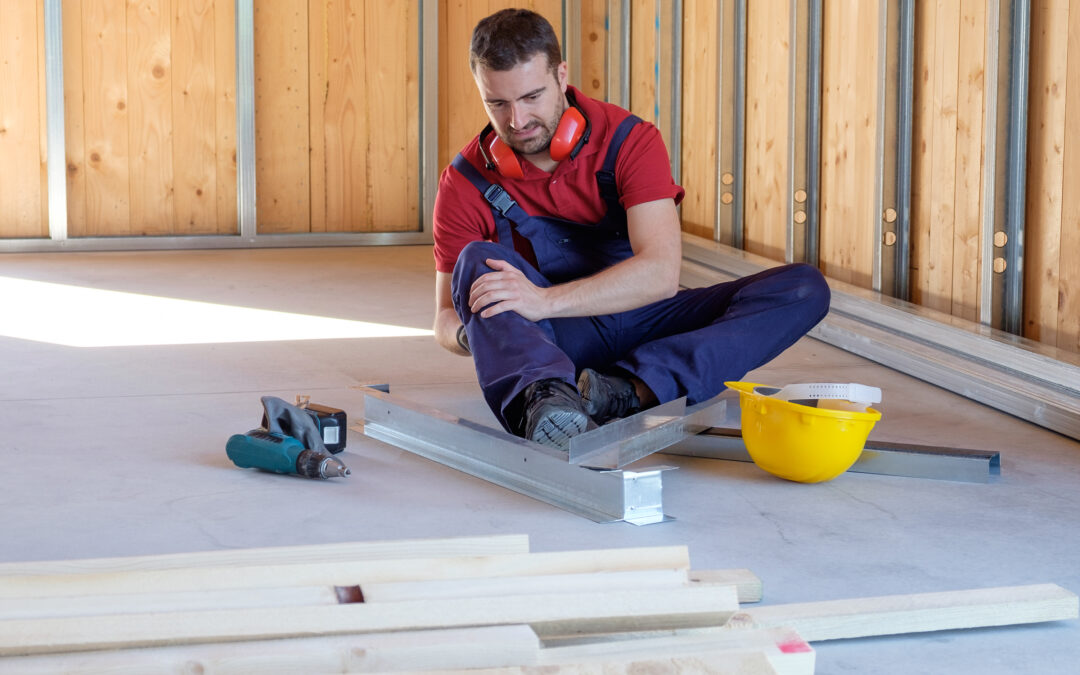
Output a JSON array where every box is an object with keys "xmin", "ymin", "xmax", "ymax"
[
  {"xmin": 578, "ymin": 0, "xmax": 607, "ymax": 100},
  {"xmin": 437, "ymin": 0, "xmax": 562, "ymax": 173},
  {"xmin": 64, "ymin": 0, "xmax": 236, "ymax": 237},
  {"xmin": 818, "ymin": 0, "xmax": 880, "ymax": 288},
  {"xmin": 1025, "ymin": 0, "xmax": 1078, "ymax": 351},
  {"xmin": 1058, "ymin": 0, "xmax": 1080, "ymax": 354},
  {"xmin": 128, "ymin": 0, "xmax": 174, "ymax": 235},
  {"xmin": 629, "ymin": 0, "xmax": 657, "ymax": 125},
  {"xmin": 312, "ymin": 1, "xmax": 419, "ymax": 232},
  {"xmin": 679, "ymin": 0, "xmax": 718, "ymax": 241},
  {"xmin": 744, "ymin": 0, "xmax": 790, "ymax": 262},
  {"xmin": 254, "ymin": 1, "xmax": 310, "ymax": 233},
  {"xmin": 0, "ymin": 3, "xmax": 48, "ymax": 238}
]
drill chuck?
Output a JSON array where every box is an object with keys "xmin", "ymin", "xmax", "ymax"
[{"xmin": 226, "ymin": 429, "xmax": 350, "ymax": 480}]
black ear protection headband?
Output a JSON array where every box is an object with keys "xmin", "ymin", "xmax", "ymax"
[{"xmin": 478, "ymin": 89, "xmax": 591, "ymax": 179}]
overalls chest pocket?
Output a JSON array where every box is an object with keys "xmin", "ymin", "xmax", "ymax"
[{"xmin": 536, "ymin": 218, "xmax": 635, "ymax": 284}]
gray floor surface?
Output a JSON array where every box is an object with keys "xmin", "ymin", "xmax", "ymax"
[{"xmin": 1, "ymin": 245, "xmax": 1078, "ymax": 673}]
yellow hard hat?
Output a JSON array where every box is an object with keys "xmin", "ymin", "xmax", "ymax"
[{"xmin": 725, "ymin": 381, "xmax": 882, "ymax": 483}]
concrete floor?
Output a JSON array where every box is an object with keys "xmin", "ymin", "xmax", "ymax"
[{"xmin": 1, "ymin": 244, "xmax": 1078, "ymax": 673}]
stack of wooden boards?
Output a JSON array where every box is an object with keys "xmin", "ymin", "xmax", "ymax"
[{"xmin": 0, "ymin": 534, "xmax": 1075, "ymax": 673}]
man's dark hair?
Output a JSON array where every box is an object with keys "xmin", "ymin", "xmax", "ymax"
[{"xmin": 469, "ymin": 9, "xmax": 562, "ymax": 75}]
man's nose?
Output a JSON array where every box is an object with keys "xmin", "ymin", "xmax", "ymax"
[{"xmin": 508, "ymin": 103, "xmax": 527, "ymax": 130}]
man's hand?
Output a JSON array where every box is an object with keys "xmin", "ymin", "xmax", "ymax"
[{"xmin": 469, "ymin": 258, "xmax": 552, "ymax": 321}]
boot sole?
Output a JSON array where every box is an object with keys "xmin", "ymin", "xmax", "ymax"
[{"xmin": 529, "ymin": 408, "xmax": 591, "ymax": 450}]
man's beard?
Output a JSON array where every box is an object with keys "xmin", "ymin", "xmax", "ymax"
[{"xmin": 502, "ymin": 106, "xmax": 564, "ymax": 156}]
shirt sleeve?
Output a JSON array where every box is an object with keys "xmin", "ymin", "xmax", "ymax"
[
  {"xmin": 431, "ymin": 165, "xmax": 497, "ymax": 275},
  {"xmin": 614, "ymin": 122, "xmax": 686, "ymax": 210}
]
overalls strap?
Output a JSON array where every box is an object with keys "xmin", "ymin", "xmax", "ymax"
[
  {"xmin": 450, "ymin": 154, "xmax": 522, "ymax": 246},
  {"xmin": 595, "ymin": 114, "xmax": 643, "ymax": 217}
]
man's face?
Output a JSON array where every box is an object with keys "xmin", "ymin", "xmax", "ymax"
[{"xmin": 473, "ymin": 53, "xmax": 568, "ymax": 157}]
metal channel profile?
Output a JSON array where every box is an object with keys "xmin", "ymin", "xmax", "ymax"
[
  {"xmin": 361, "ymin": 389, "xmax": 671, "ymax": 525},
  {"xmin": 666, "ymin": 428, "xmax": 1001, "ymax": 483},
  {"xmin": 679, "ymin": 234, "xmax": 1080, "ymax": 442},
  {"xmin": 569, "ymin": 397, "xmax": 727, "ymax": 469}
]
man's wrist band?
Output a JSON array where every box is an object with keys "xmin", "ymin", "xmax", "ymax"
[{"xmin": 456, "ymin": 324, "xmax": 470, "ymax": 353}]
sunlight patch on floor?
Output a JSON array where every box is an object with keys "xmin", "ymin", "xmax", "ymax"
[{"xmin": 0, "ymin": 276, "xmax": 433, "ymax": 347}]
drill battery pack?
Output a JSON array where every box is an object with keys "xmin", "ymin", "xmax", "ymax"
[{"xmin": 302, "ymin": 403, "xmax": 347, "ymax": 454}]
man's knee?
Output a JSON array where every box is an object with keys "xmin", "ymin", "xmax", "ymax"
[
  {"xmin": 786, "ymin": 263, "xmax": 830, "ymax": 317},
  {"xmin": 451, "ymin": 241, "xmax": 506, "ymax": 300}
]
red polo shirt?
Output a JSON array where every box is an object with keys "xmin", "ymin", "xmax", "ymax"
[{"xmin": 432, "ymin": 86, "xmax": 684, "ymax": 274}]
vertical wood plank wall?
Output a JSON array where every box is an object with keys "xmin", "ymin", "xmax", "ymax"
[
  {"xmin": 256, "ymin": 0, "xmax": 418, "ymax": 234},
  {"xmin": 1026, "ymin": 0, "xmax": 1080, "ymax": 353},
  {"xmin": 60, "ymin": 0, "xmax": 237, "ymax": 237},
  {"xmin": 744, "ymin": 0, "xmax": 792, "ymax": 263},
  {"xmin": 0, "ymin": 3, "xmax": 48, "ymax": 238},
  {"xmin": 679, "ymin": 0, "xmax": 718, "ymax": 241},
  {"xmin": 910, "ymin": 0, "xmax": 986, "ymax": 320}
]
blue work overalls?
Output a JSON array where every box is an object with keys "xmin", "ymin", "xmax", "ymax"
[{"xmin": 450, "ymin": 116, "xmax": 830, "ymax": 435}]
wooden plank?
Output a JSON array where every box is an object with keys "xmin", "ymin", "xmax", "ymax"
[
  {"xmin": 214, "ymin": 0, "xmax": 238, "ymax": 234},
  {"xmin": 910, "ymin": 0, "xmax": 937, "ymax": 301},
  {"xmin": 0, "ymin": 2, "xmax": 45, "ymax": 238},
  {"xmin": 950, "ymin": 0, "xmax": 986, "ymax": 321},
  {"xmin": 0, "ymin": 545, "xmax": 690, "ymax": 598},
  {"xmin": 578, "ymin": 0, "xmax": 607, "ymax": 100},
  {"xmin": 925, "ymin": 0, "xmax": 961, "ymax": 313},
  {"xmin": 731, "ymin": 583, "xmax": 1079, "ymax": 642},
  {"xmin": 82, "ymin": 0, "xmax": 132, "ymax": 235},
  {"xmin": 629, "ymin": 0, "xmax": 657, "ymax": 124},
  {"xmin": 744, "ymin": 0, "xmax": 791, "ymax": 262},
  {"xmin": 1, "ymin": 585, "xmax": 343, "ymax": 621},
  {"xmin": 691, "ymin": 568, "xmax": 764, "ymax": 604},
  {"xmin": 0, "ymin": 624, "xmax": 541, "ymax": 674},
  {"xmin": 360, "ymin": 568, "xmax": 689, "ymax": 602},
  {"xmin": 254, "ymin": 0, "xmax": 311, "ymax": 232},
  {"xmin": 308, "ymin": 0, "xmax": 327, "ymax": 232},
  {"xmin": 0, "ymin": 585, "xmax": 737, "ymax": 656},
  {"xmin": 819, "ymin": 1, "xmax": 880, "ymax": 288},
  {"xmin": 439, "ymin": 651, "xmax": 796, "ymax": 675},
  {"xmin": 1060, "ymin": 0, "xmax": 1080, "ymax": 354},
  {"xmin": 0, "ymin": 534, "xmax": 529, "ymax": 576},
  {"xmin": 536, "ymin": 626, "xmax": 813, "ymax": 674},
  {"xmin": 127, "ymin": 0, "xmax": 174, "ymax": 235},
  {"xmin": 680, "ymin": 0, "xmax": 719, "ymax": 240},
  {"xmin": 172, "ymin": 0, "xmax": 220, "ymax": 234},
  {"xmin": 62, "ymin": 0, "xmax": 87, "ymax": 237},
  {"xmin": 1024, "ymin": 0, "xmax": 1069, "ymax": 344}
]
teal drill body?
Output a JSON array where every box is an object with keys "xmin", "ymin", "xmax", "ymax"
[{"xmin": 226, "ymin": 429, "xmax": 350, "ymax": 479}]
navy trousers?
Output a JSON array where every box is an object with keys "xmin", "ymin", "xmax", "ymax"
[{"xmin": 452, "ymin": 240, "xmax": 831, "ymax": 433}]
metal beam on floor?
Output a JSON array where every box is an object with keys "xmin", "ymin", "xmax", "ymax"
[
  {"xmin": 360, "ymin": 388, "xmax": 673, "ymax": 525},
  {"xmin": 666, "ymin": 428, "xmax": 1000, "ymax": 484}
]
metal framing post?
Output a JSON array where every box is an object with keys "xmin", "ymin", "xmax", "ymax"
[
  {"xmin": 563, "ymin": 0, "xmax": 582, "ymax": 88},
  {"xmin": 1003, "ymin": 0, "xmax": 1030, "ymax": 335},
  {"xmin": 980, "ymin": 0, "xmax": 1002, "ymax": 326},
  {"xmin": 871, "ymin": 0, "xmax": 889, "ymax": 293},
  {"xmin": 732, "ymin": 0, "xmax": 747, "ymax": 250},
  {"xmin": 421, "ymin": 0, "xmax": 438, "ymax": 236},
  {"xmin": 787, "ymin": 0, "xmax": 801, "ymax": 265},
  {"xmin": 607, "ymin": 0, "xmax": 631, "ymax": 108},
  {"xmin": 44, "ymin": 0, "xmax": 68, "ymax": 242},
  {"xmin": 893, "ymin": 0, "xmax": 914, "ymax": 301},
  {"xmin": 235, "ymin": 0, "xmax": 257, "ymax": 240},
  {"xmin": 715, "ymin": 0, "xmax": 737, "ymax": 247},
  {"xmin": 804, "ymin": 0, "xmax": 822, "ymax": 267}
]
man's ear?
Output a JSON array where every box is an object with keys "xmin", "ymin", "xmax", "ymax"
[{"xmin": 556, "ymin": 60, "xmax": 569, "ymax": 92}]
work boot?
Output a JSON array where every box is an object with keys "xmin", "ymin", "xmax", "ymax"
[
  {"xmin": 577, "ymin": 368, "xmax": 641, "ymax": 424},
  {"xmin": 521, "ymin": 379, "xmax": 594, "ymax": 450}
]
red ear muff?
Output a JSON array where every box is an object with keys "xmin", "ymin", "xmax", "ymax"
[
  {"xmin": 549, "ymin": 105, "xmax": 588, "ymax": 162},
  {"xmin": 480, "ymin": 126, "xmax": 524, "ymax": 179}
]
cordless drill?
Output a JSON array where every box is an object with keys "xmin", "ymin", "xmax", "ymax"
[{"xmin": 226, "ymin": 429, "xmax": 350, "ymax": 479}]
